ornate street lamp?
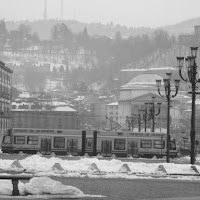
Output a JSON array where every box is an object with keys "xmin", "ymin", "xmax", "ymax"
[
  {"xmin": 177, "ymin": 46, "xmax": 200, "ymax": 164},
  {"xmin": 148, "ymin": 96, "xmax": 162, "ymax": 132},
  {"xmin": 138, "ymin": 98, "xmax": 161, "ymax": 132},
  {"xmin": 156, "ymin": 73, "xmax": 180, "ymax": 163}
]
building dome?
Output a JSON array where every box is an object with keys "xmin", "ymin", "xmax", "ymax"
[{"xmin": 121, "ymin": 73, "xmax": 163, "ymax": 89}]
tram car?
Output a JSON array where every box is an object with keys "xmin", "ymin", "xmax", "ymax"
[{"xmin": 1, "ymin": 128, "xmax": 178, "ymax": 158}]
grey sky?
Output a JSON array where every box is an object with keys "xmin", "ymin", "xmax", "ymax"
[{"xmin": 0, "ymin": 0, "xmax": 200, "ymax": 27}]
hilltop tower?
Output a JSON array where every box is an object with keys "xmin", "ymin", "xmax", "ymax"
[
  {"xmin": 43, "ymin": 0, "xmax": 47, "ymax": 20},
  {"xmin": 60, "ymin": 0, "xmax": 64, "ymax": 20}
]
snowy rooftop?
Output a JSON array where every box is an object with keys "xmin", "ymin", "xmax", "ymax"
[
  {"xmin": 52, "ymin": 101, "xmax": 70, "ymax": 106},
  {"xmin": 121, "ymin": 73, "xmax": 164, "ymax": 89},
  {"xmin": 53, "ymin": 106, "xmax": 77, "ymax": 112},
  {"xmin": 121, "ymin": 67, "xmax": 177, "ymax": 72},
  {"xmin": 107, "ymin": 102, "xmax": 118, "ymax": 106}
]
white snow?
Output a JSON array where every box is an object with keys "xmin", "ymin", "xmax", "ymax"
[
  {"xmin": 107, "ymin": 102, "xmax": 118, "ymax": 106},
  {"xmin": 22, "ymin": 177, "xmax": 84, "ymax": 196},
  {"xmin": 0, "ymin": 154, "xmax": 200, "ymax": 197}
]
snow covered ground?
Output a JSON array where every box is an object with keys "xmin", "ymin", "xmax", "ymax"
[{"xmin": 0, "ymin": 154, "xmax": 200, "ymax": 197}]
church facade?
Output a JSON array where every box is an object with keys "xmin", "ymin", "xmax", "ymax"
[{"xmin": 117, "ymin": 73, "xmax": 181, "ymax": 132}]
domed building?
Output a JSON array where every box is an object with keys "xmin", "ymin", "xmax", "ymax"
[
  {"xmin": 115, "ymin": 73, "xmax": 181, "ymax": 132},
  {"xmin": 120, "ymin": 73, "xmax": 164, "ymax": 100}
]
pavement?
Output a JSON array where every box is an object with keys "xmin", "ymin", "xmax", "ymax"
[
  {"xmin": 0, "ymin": 196, "xmax": 200, "ymax": 200},
  {"xmin": 147, "ymin": 197, "xmax": 200, "ymax": 200}
]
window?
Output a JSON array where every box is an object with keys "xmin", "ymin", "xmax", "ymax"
[
  {"xmin": 27, "ymin": 136, "xmax": 38, "ymax": 145},
  {"xmin": 86, "ymin": 138, "xmax": 93, "ymax": 149},
  {"xmin": 57, "ymin": 130, "xmax": 62, "ymax": 133},
  {"xmin": 3, "ymin": 135, "xmax": 11, "ymax": 144},
  {"xmin": 140, "ymin": 140, "xmax": 152, "ymax": 148},
  {"xmin": 114, "ymin": 139, "xmax": 126, "ymax": 150},
  {"xmin": 14, "ymin": 136, "xmax": 25, "ymax": 144},
  {"xmin": 154, "ymin": 140, "xmax": 165, "ymax": 149},
  {"xmin": 54, "ymin": 137, "xmax": 65, "ymax": 148}
]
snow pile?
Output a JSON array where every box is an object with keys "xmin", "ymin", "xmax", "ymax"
[
  {"xmin": 0, "ymin": 154, "xmax": 200, "ymax": 180},
  {"xmin": 0, "ymin": 177, "xmax": 87, "ymax": 197},
  {"xmin": 22, "ymin": 177, "xmax": 84, "ymax": 196},
  {"xmin": 163, "ymin": 163, "xmax": 198, "ymax": 174},
  {"xmin": 1, "ymin": 154, "xmax": 199, "ymax": 175}
]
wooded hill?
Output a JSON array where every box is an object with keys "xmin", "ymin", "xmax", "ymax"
[
  {"xmin": 1, "ymin": 18, "xmax": 199, "ymax": 93},
  {"xmin": 5, "ymin": 16, "xmax": 200, "ymax": 40}
]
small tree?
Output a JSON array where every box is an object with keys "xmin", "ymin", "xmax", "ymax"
[{"xmin": 59, "ymin": 65, "xmax": 65, "ymax": 73}]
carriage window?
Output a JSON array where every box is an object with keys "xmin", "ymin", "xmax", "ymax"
[
  {"xmin": 140, "ymin": 140, "xmax": 152, "ymax": 148},
  {"xmin": 154, "ymin": 140, "xmax": 165, "ymax": 149},
  {"xmin": 14, "ymin": 136, "xmax": 25, "ymax": 144},
  {"xmin": 27, "ymin": 136, "xmax": 38, "ymax": 145},
  {"xmin": 86, "ymin": 138, "xmax": 93, "ymax": 149},
  {"xmin": 57, "ymin": 130, "xmax": 62, "ymax": 133},
  {"xmin": 114, "ymin": 139, "xmax": 125, "ymax": 150},
  {"xmin": 54, "ymin": 137, "xmax": 65, "ymax": 148},
  {"xmin": 3, "ymin": 135, "xmax": 11, "ymax": 144}
]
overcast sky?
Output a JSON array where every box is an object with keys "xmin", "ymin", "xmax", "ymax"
[{"xmin": 0, "ymin": 0, "xmax": 200, "ymax": 28}]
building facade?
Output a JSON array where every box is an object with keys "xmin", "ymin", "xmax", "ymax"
[
  {"xmin": 106, "ymin": 102, "xmax": 119, "ymax": 130},
  {"xmin": 0, "ymin": 61, "xmax": 13, "ymax": 138},
  {"xmin": 118, "ymin": 73, "xmax": 182, "ymax": 132},
  {"xmin": 11, "ymin": 109, "xmax": 79, "ymax": 130}
]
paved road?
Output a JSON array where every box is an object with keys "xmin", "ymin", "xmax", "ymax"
[
  {"xmin": 49, "ymin": 177, "xmax": 200, "ymax": 200},
  {"xmin": 0, "ymin": 177, "xmax": 200, "ymax": 200}
]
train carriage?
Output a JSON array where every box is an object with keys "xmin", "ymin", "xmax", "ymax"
[{"xmin": 1, "ymin": 128, "xmax": 178, "ymax": 158}]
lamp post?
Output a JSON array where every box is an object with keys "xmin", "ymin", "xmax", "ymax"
[
  {"xmin": 144, "ymin": 103, "xmax": 149, "ymax": 132},
  {"xmin": 138, "ymin": 109, "xmax": 146, "ymax": 132},
  {"xmin": 148, "ymin": 96, "xmax": 162, "ymax": 132},
  {"xmin": 177, "ymin": 47, "xmax": 200, "ymax": 164},
  {"xmin": 156, "ymin": 73, "xmax": 180, "ymax": 163},
  {"xmin": 138, "ymin": 98, "xmax": 161, "ymax": 132}
]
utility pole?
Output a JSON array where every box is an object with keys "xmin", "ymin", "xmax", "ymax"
[
  {"xmin": 43, "ymin": 0, "xmax": 47, "ymax": 20},
  {"xmin": 60, "ymin": 0, "xmax": 64, "ymax": 20}
]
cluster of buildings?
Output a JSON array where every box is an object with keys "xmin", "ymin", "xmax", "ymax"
[{"xmin": 1, "ymin": 52, "xmax": 200, "ymax": 149}]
